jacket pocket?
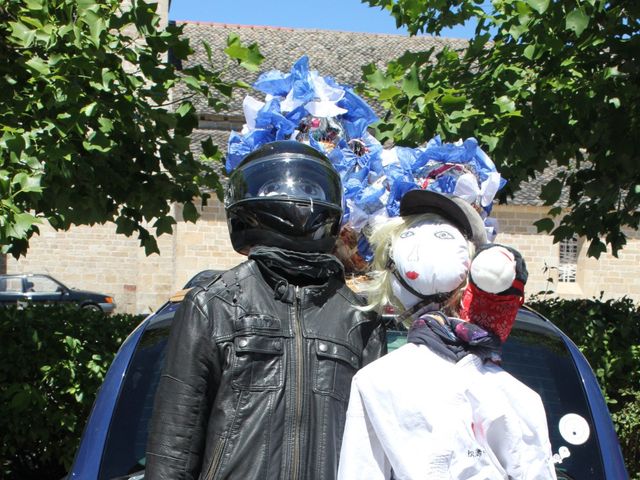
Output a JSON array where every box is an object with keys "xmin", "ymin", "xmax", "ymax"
[
  {"xmin": 312, "ymin": 339, "xmax": 360, "ymax": 401},
  {"xmin": 231, "ymin": 334, "xmax": 284, "ymax": 391}
]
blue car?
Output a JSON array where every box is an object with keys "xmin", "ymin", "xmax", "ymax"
[{"xmin": 68, "ymin": 284, "xmax": 628, "ymax": 479}]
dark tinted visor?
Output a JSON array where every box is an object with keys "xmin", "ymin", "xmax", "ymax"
[{"xmin": 225, "ymin": 155, "xmax": 342, "ymax": 207}]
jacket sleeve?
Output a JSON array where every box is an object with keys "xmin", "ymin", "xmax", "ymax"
[
  {"xmin": 338, "ymin": 379, "xmax": 391, "ymax": 480},
  {"xmin": 146, "ymin": 290, "xmax": 220, "ymax": 480},
  {"xmin": 361, "ymin": 318, "xmax": 387, "ymax": 367}
]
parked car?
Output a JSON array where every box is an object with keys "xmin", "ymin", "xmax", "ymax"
[
  {"xmin": 0, "ymin": 273, "xmax": 116, "ymax": 313},
  {"xmin": 67, "ymin": 273, "xmax": 628, "ymax": 480}
]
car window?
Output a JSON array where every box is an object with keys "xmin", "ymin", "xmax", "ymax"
[
  {"xmin": 98, "ymin": 308, "xmax": 175, "ymax": 480},
  {"xmin": 0, "ymin": 277, "xmax": 23, "ymax": 293},
  {"xmin": 28, "ymin": 276, "xmax": 62, "ymax": 293},
  {"xmin": 502, "ymin": 320, "xmax": 605, "ymax": 480},
  {"xmin": 98, "ymin": 310, "xmax": 605, "ymax": 480}
]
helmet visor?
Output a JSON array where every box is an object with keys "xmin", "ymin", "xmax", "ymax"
[{"xmin": 225, "ymin": 155, "xmax": 343, "ymax": 208}]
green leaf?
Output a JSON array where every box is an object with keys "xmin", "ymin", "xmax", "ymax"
[
  {"xmin": 378, "ymin": 86, "xmax": 402, "ymax": 100},
  {"xmin": 224, "ymin": 34, "xmax": 264, "ymax": 72},
  {"xmin": 548, "ymin": 206, "xmax": 562, "ymax": 216},
  {"xmin": 182, "ymin": 201, "xmax": 199, "ymax": 223},
  {"xmin": 401, "ymin": 66, "xmax": 422, "ymax": 99},
  {"xmin": 101, "ymin": 68, "xmax": 116, "ymax": 89},
  {"xmin": 98, "ymin": 117, "xmax": 114, "ymax": 133},
  {"xmin": 176, "ymin": 103, "xmax": 193, "ymax": 117},
  {"xmin": 540, "ymin": 178, "xmax": 563, "ymax": 204},
  {"xmin": 81, "ymin": 10, "xmax": 106, "ymax": 46},
  {"xmin": 566, "ymin": 9, "xmax": 590, "ymax": 36},
  {"xmin": 25, "ymin": 0, "xmax": 45, "ymax": 10},
  {"xmin": 526, "ymin": 0, "xmax": 550, "ymax": 14},
  {"xmin": 18, "ymin": 174, "xmax": 43, "ymax": 193},
  {"xmin": 234, "ymin": 80, "xmax": 251, "ymax": 89},
  {"xmin": 25, "ymin": 57, "xmax": 50, "ymax": 74},
  {"xmin": 523, "ymin": 44, "xmax": 536, "ymax": 60},
  {"xmin": 203, "ymin": 41, "xmax": 214, "ymax": 63},
  {"xmin": 441, "ymin": 94, "xmax": 466, "ymax": 107},
  {"xmin": 495, "ymin": 95, "xmax": 516, "ymax": 113},
  {"xmin": 201, "ymin": 138, "xmax": 219, "ymax": 158},
  {"xmin": 363, "ymin": 66, "xmax": 394, "ymax": 90},
  {"xmin": 8, "ymin": 22, "xmax": 36, "ymax": 47},
  {"xmin": 603, "ymin": 67, "xmax": 620, "ymax": 79},
  {"xmin": 508, "ymin": 23, "xmax": 529, "ymax": 40},
  {"xmin": 533, "ymin": 217, "xmax": 555, "ymax": 233},
  {"xmin": 586, "ymin": 238, "xmax": 606, "ymax": 258},
  {"xmin": 153, "ymin": 215, "xmax": 176, "ymax": 236},
  {"xmin": 10, "ymin": 213, "xmax": 38, "ymax": 238}
]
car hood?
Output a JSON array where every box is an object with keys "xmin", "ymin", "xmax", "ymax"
[{"xmin": 68, "ymin": 288, "xmax": 112, "ymax": 301}]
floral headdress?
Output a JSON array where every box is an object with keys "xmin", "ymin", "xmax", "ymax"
[{"xmin": 226, "ymin": 56, "xmax": 506, "ymax": 272}]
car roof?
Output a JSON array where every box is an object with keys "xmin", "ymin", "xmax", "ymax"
[{"xmin": 0, "ymin": 273, "xmax": 53, "ymax": 278}]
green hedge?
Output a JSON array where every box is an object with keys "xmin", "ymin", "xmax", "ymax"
[
  {"xmin": 0, "ymin": 305, "xmax": 142, "ymax": 480},
  {"xmin": 528, "ymin": 296, "xmax": 640, "ymax": 479}
]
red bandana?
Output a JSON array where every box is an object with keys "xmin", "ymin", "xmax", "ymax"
[{"xmin": 459, "ymin": 281, "xmax": 524, "ymax": 343}]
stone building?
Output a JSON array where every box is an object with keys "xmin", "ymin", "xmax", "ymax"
[{"xmin": 6, "ymin": 22, "xmax": 640, "ymax": 313}]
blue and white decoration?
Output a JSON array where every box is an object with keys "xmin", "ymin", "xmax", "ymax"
[{"xmin": 227, "ymin": 56, "xmax": 506, "ymax": 271}]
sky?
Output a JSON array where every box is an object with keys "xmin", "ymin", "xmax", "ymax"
[{"xmin": 168, "ymin": 0, "xmax": 476, "ymax": 39}]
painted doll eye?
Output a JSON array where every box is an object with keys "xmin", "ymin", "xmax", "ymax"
[
  {"xmin": 434, "ymin": 230, "xmax": 455, "ymax": 240},
  {"xmin": 399, "ymin": 230, "xmax": 415, "ymax": 239}
]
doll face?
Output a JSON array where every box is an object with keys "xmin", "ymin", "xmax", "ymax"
[{"xmin": 390, "ymin": 220, "xmax": 471, "ymax": 309}]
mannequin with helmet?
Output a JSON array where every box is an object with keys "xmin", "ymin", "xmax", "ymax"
[
  {"xmin": 146, "ymin": 141, "xmax": 386, "ymax": 480},
  {"xmin": 225, "ymin": 140, "xmax": 344, "ymax": 254},
  {"xmin": 337, "ymin": 189, "xmax": 557, "ymax": 480}
]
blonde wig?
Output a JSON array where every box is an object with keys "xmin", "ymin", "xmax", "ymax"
[{"xmin": 356, "ymin": 213, "xmax": 475, "ymax": 328}]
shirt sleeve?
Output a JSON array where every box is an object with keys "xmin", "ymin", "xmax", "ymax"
[
  {"xmin": 338, "ymin": 378, "xmax": 391, "ymax": 480},
  {"xmin": 470, "ymin": 374, "xmax": 557, "ymax": 480},
  {"xmin": 145, "ymin": 290, "xmax": 221, "ymax": 480}
]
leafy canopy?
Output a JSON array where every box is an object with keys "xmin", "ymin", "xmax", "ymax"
[
  {"xmin": 0, "ymin": 0, "xmax": 262, "ymax": 257},
  {"xmin": 361, "ymin": 0, "xmax": 640, "ymax": 257}
]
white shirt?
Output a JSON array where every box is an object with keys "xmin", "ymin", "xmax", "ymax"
[{"xmin": 338, "ymin": 343, "xmax": 557, "ymax": 480}]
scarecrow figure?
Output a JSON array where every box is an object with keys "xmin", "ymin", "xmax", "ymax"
[{"xmin": 338, "ymin": 189, "xmax": 557, "ymax": 480}]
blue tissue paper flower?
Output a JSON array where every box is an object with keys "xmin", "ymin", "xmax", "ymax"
[
  {"xmin": 338, "ymin": 87, "xmax": 379, "ymax": 140},
  {"xmin": 226, "ymin": 129, "xmax": 274, "ymax": 172},
  {"xmin": 387, "ymin": 181, "xmax": 419, "ymax": 217},
  {"xmin": 254, "ymin": 99, "xmax": 296, "ymax": 140}
]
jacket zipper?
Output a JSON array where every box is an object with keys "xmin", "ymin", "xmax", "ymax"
[
  {"xmin": 203, "ymin": 436, "xmax": 225, "ymax": 480},
  {"xmin": 291, "ymin": 286, "xmax": 304, "ymax": 479}
]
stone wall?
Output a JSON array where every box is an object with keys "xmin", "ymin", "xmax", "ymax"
[
  {"xmin": 6, "ymin": 201, "xmax": 640, "ymax": 313},
  {"xmin": 492, "ymin": 204, "xmax": 640, "ymax": 301}
]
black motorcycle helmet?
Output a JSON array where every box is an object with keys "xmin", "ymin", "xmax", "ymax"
[{"xmin": 225, "ymin": 140, "xmax": 343, "ymax": 254}]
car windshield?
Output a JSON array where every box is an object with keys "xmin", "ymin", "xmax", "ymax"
[{"xmin": 98, "ymin": 310, "xmax": 604, "ymax": 480}]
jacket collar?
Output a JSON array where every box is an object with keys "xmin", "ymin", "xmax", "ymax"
[{"xmin": 248, "ymin": 246, "xmax": 344, "ymax": 303}]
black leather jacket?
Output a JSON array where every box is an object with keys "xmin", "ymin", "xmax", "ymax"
[{"xmin": 146, "ymin": 247, "xmax": 386, "ymax": 479}]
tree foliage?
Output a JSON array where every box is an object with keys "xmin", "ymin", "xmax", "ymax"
[
  {"xmin": 361, "ymin": 0, "xmax": 640, "ymax": 257},
  {"xmin": 0, "ymin": 0, "xmax": 262, "ymax": 258},
  {"xmin": 0, "ymin": 304, "xmax": 143, "ymax": 479}
]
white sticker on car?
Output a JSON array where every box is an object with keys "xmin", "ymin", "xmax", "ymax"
[
  {"xmin": 552, "ymin": 445, "xmax": 571, "ymax": 464},
  {"xmin": 558, "ymin": 413, "xmax": 590, "ymax": 445}
]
